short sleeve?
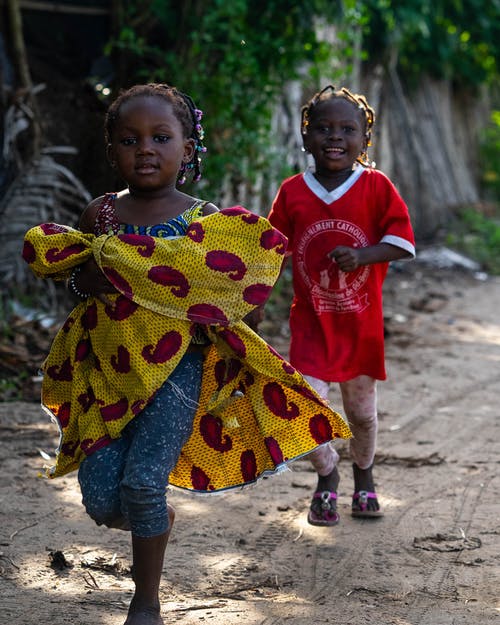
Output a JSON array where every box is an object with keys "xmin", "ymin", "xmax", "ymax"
[
  {"xmin": 375, "ymin": 174, "xmax": 416, "ymax": 258},
  {"xmin": 268, "ymin": 184, "xmax": 294, "ymax": 252}
]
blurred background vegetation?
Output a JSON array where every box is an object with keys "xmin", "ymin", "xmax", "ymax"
[
  {"xmin": 0, "ymin": 0, "xmax": 500, "ymax": 398},
  {"xmin": 2, "ymin": 1, "xmax": 499, "ymax": 212}
]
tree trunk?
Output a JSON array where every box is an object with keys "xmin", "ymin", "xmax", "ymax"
[
  {"xmin": 369, "ymin": 73, "xmax": 485, "ymax": 239},
  {"xmin": 6, "ymin": 0, "xmax": 31, "ymax": 90},
  {"xmin": 6, "ymin": 0, "xmax": 41, "ymax": 157}
]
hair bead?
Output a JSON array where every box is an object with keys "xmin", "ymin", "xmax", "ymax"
[{"xmin": 104, "ymin": 83, "xmax": 208, "ymax": 184}]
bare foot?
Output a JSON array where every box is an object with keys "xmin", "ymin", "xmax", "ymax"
[
  {"xmin": 124, "ymin": 605, "xmax": 164, "ymax": 625},
  {"xmin": 125, "ymin": 506, "xmax": 174, "ymax": 625},
  {"xmin": 351, "ymin": 463, "xmax": 383, "ymax": 517}
]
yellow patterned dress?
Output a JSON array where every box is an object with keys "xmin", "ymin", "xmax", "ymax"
[{"xmin": 23, "ymin": 206, "xmax": 351, "ymax": 491}]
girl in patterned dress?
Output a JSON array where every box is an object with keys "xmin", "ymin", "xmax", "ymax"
[
  {"xmin": 23, "ymin": 84, "xmax": 351, "ymax": 625},
  {"xmin": 73, "ymin": 84, "xmax": 216, "ymax": 625}
]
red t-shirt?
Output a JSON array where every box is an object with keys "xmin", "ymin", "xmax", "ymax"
[{"xmin": 268, "ymin": 167, "xmax": 415, "ymax": 382}]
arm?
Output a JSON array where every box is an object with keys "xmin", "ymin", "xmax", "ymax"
[
  {"xmin": 249, "ymin": 186, "xmax": 292, "ymax": 332},
  {"xmin": 201, "ymin": 202, "xmax": 219, "ymax": 215},
  {"xmin": 68, "ymin": 197, "xmax": 118, "ymax": 304},
  {"xmin": 244, "ymin": 254, "xmax": 291, "ymax": 332},
  {"xmin": 329, "ymin": 242, "xmax": 411, "ymax": 273},
  {"xmin": 332, "ymin": 170, "xmax": 415, "ymax": 273},
  {"xmin": 74, "ymin": 198, "xmax": 219, "ymax": 303}
]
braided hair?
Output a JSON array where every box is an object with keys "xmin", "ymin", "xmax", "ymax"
[
  {"xmin": 301, "ymin": 85, "xmax": 376, "ymax": 167},
  {"xmin": 105, "ymin": 83, "xmax": 207, "ymax": 184}
]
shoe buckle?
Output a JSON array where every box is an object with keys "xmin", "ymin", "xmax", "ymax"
[
  {"xmin": 320, "ymin": 491, "xmax": 332, "ymax": 510},
  {"xmin": 358, "ymin": 490, "xmax": 368, "ymax": 506}
]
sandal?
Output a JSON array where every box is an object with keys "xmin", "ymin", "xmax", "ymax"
[
  {"xmin": 307, "ymin": 491, "xmax": 339, "ymax": 526},
  {"xmin": 351, "ymin": 490, "xmax": 384, "ymax": 518}
]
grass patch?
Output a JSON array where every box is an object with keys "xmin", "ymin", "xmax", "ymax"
[{"xmin": 446, "ymin": 207, "xmax": 500, "ymax": 275}]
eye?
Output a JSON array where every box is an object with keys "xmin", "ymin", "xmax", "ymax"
[
  {"xmin": 154, "ymin": 134, "xmax": 170, "ymax": 143},
  {"xmin": 120, "ymin": 137, "xmax": 137, "ymax": 146},
  {"xmin": 343, "ymin": 126, "xmax": 356, "ymax": 133}
]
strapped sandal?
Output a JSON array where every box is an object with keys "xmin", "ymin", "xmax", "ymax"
[
  {"xmin": 307, "ymin": 490, "xmax": 339, "ymax": 526},
  {"xmin": 351, "ymin": 490, "xmax": 384, "ymax": 518}
]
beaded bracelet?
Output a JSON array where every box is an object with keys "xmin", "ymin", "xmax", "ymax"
[{"xmin": 68, "ymin": 266, "xmax": 91, "ymax": 300}]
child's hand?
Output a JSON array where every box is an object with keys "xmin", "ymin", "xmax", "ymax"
[
  {"xmin": 77, "ymin": 257, "xmax": 118, "ymax": 305},
  {"xmin": 243, "ymin": 306, "xmax": 265, "ymax": 332},
  {"xmin": 329, "ymin": 246, "xmax": 361, "ymax": 272}
]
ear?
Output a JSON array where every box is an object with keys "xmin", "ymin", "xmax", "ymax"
[
  {"xmin": 301, "ymin": 134, "xmax": 311, "ymax": 154},
  {"xmin": 106, "ymin": 143, "xmax": 116, "ymax": 168},
  {"xmin": 183, "ymin": 138, "xmax": 196, "ymax": 163},
  {"xmin": 358, "ymin": 133, "xmax": 369, "ymax": 159}
]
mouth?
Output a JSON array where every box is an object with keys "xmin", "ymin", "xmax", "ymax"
[
  {"xmin": 135, "ymin": 162, "xmax": 158, "ymax": 174},
  {"xmin": 324, "ymin": 147, "xmax": 345, "ymax": 156}
]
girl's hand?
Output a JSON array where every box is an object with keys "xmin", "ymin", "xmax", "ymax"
[
  {"xmin": 243, "ymin": 306, "xmax": 265, "ymax": 332},
  {"xmin": 329, "ymin": 246, "xmax": 361, "ymax": 272},
  {"xmin": 73, "ymin": 257, "xmax": 118, "ymax": 305},
  {"xmin": 329, "ymin": 242, "xmax": 412, "ymax": 271}
]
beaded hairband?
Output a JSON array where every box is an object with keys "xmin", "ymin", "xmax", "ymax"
[{"xmin": 177, "ymin": 93, "xmax": 208, "ymax": 185}]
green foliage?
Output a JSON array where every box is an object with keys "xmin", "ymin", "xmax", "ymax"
[
  {"xmin": 360, "ymin": 0, "xmax": 500, "ymax": 86},
  {"xmin": 103, "ymin": 0, "xmax": 348, "ymax": 202},
  {"xmin": 0, "ymin": 377, "xmax": 22, "ymax": 402},
  {"xmin": 480, "ymin": 110, "xmax": 500, "ymax": 200},
  {"xmin": 100, "ymin": 1, "xmax": 500, "ymax": 206},
  {"xmin": 446, "ymin": 208, "xmax": 500, "ymax": 274}
]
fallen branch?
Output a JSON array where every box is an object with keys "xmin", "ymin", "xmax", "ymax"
[
  {"xmin": 170, "ymin": 600, "xmax": 228, "ymax": 612},
  {"xmin": 9, "ymin": 521, "xmax": 38, "ymax": 540}
]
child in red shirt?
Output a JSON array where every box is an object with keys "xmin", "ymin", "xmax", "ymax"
[{"xmin": 268, "ymin": 85, "xmax": 415, "ymax": 525}]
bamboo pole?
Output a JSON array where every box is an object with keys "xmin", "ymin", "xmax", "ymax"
[
  {"xmin": 17, "ymin": 0, "xmax": 109, "ymax": 15},
  {"xmin": 7, "ymin": 0, "xmax": 32, "ymax": 90},
  {"xmin": 6, "ymin": 0, "xmax": 42, "ymax": 156}
]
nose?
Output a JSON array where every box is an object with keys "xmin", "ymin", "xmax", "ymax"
[
  {"xmin": 136, "ymin": 138, "xmax": 155, "ymax": 154},
  {"xmin": 327, "ymin": 126, "xmax": 341, "ymax": 140}
]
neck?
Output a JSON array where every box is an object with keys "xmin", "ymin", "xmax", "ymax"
[
  {"xmin": 313, "ymin": 167, "xmax": 354, "ymax": 192},
  {"xmin": 116, "ymin": 185, "xmax": 193, "ymax": 225},
  {"xmin": 126, "ymin": 182, "xmax": 178, "ymax": 202}
]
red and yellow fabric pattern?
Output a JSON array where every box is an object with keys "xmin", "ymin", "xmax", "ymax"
[{"xmin": 23, "ymin": 207, "xmax": 351, "ymax": 491}]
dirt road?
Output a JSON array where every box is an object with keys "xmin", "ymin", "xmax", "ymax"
[{"xmin": 1, "ymin": 260, "xmax": 499, "ymax": 625}]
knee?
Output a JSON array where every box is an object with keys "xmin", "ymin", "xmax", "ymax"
[
  {"xmin": 79, "ymin": 470, "xmax": 123, "ymax": 528},
  {"xmin": 80, "ymin": 489, "xmax": 123, "ymax": 528},
  {"xmin": 308, "ymin": 443, "xmax": 339, "ymax": 475},
  {"xmin": 120, "ymin": 480, "xmax": 164, "ymax": 515},
  {"xmin": 347, "ymin": 410, "xmax": 378, "ymax": 429}
]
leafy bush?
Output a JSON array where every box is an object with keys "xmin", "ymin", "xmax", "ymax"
[
  {"xmin": 480, "ymin": 110, "xmax": 500, "ymax": 201},
  {"xmin": 103, "ymin": 1, "xmax": 347, "ymax": 205},
  {"xmin": 446, "ymin": 208, "xmax": 500, "ymax": 274},
  {"xmin": 360, "ymin": 0, "xmax": 500, "ymax": 87}
]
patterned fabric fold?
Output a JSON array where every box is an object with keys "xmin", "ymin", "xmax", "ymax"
[{"xmin": 23, "ymin": 207, "xmax": 351, "ymax": 490}]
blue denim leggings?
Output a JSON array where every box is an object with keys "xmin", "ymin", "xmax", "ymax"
[{"xmin": 78, "ymin": 351, "xmax": 203, "ymax": 538}]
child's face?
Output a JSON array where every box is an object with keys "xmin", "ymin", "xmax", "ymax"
[
  {"xmin": 108, "ymin": 95, "xmax": 195, "ymax": 192},
  {"xmin": 303, "ymin": 98, "xmax": 367, "ymax": 175}
]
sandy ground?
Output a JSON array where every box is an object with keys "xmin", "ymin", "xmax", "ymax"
[{"xmin": 1, "ymin": 258, "xmax": 500, "ymax": 625}]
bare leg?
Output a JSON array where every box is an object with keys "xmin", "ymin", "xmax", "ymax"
[
  {"xmin": 339, "ymin": 376, "xmax": 378, "ymax": 471},
  {"xmin": 303, "ymin": 375, "xmax": 342, "ymax": 526},
  {"xmin": 316, "ymin": 464, "xmax": 339, "ymax": 493},
  {"xmin": 124, "ymin": 505, "xmax": 175, "ymax": 625},
  {"xmin": 339, "ymin": 376, "xmax": 382, "ymax": 517}
]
